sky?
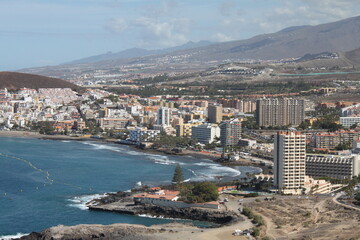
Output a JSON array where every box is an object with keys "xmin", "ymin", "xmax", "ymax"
[{"xmin": 1, "ymin": 0, "xmax": 360, "ymax": 71}]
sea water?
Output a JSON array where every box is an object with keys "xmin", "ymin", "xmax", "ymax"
[{"xmin": 0, "ymin": 137, "xmax": 261, "ymax": 237}]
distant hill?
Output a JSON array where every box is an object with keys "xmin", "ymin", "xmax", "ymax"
[
  {"xmin": 283, "ymin": 47, "xmax": 360, "ymax": 69},
  {"xmin": 0, "ymin": 72, "xmax": 82, "ymax": 91},
  {"xmin": 68, "ymin": 15, "xmax": 360, "ymax": 65},
  {"xmin": 67, "ymin": 40, "xmax": 214, "ymax": 64},
  {"xmin": 20, "ymin": 15, "xmax": 360, "ymax": 77},
  {"xmin": 345, "ymin": 48, "xmax": 360, "ymax": 65},
  {"xmin": 165, "ymin": 15, "xmax": 360, "ymax": 62}
]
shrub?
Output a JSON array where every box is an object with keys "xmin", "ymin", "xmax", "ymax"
[{"xmin": 252, "ymin": 227, "xmax": 260, "ymax": 237}]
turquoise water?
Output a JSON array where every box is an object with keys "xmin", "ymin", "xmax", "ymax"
[{"xmin": 0, "ymin": 137, "xmax": 261, "ymax": 237}]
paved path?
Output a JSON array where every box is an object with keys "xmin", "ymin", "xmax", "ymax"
[{"xmin": 332, "ymin": 192, "xmax": 360, "ymax": 211}]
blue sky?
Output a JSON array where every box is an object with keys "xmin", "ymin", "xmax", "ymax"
[{"xmin": 1, "ymin": 0, "xmax": 360, "ymax": 70}]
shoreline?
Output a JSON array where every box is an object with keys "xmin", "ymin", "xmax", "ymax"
[
  {"xmin": 87, "ymin": 191, "xmax": 242, "ymax": 226},
  {"xmin": 0, "ymin": 130, "xmax": 269, "ymax": 172},
  {"xmin": 1, "ymin": 130, "xmax": 258, "ymax": 239}
]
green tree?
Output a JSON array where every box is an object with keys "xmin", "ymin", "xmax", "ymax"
[
  {"xmin": 335, "ymin": 142, "xmax": 351, "ymax": 151},
  {"xmin": 298, "ymin": 121, "xmax": 311, "ymax": 130},
  {"xmin": 354, "ymin": 192, "xmax": 360, "ymax": 203},
  {"xmin": 180, "ymin": 182, "xmax": 219, "ymax": 203},
  {"xmin": 172, "ymin": 164, "xmax": 184, "ymax": 184}
]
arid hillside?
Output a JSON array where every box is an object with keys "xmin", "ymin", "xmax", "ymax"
[{"xmin": 0, "ymin": 72, "xmax": 82, "ymax": 91}]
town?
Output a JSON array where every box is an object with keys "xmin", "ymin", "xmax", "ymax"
[{"xmin": 1, "ymin": 70, "xmax": 360, "ymax": 238}]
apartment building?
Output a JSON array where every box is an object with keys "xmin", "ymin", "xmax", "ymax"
[
  {"xmin": 315, "ymin": 130, "xmax": 359, "ymax": 149},
  {"xmin": 192, "ymin": 123, "xmax": 220, "ymax": 144},
  {"xmin": 99, "ymin": 118, "xmax": 131, "ymax": 130},
  {"xmin": 337, "ymin": 130, "xmax": 360, "ymax": 143},
  {"xmin": 315, "ymin": 133, "xmax": 340, "ymax": 149},
  {"xmin": 274, "ymin": 131, "xmax": 306, "ymax": 194},
  {"xmin": 341, "ymin": 103, "xmax": 360, "ymax": 117},
  {"xmin": 256, "ymin": 98, "xmax": 305, "ymax": 127},
  {"xmin": 156, "ymin": 107, "xmax": 171, "ymax": 126},
  {"xmin": 217, "ymin": 99, "xmax": 256, "ymax": 113},
  {"xmin": 306, "ymin": 154, "xmax": 360, "ymax": 179},
  {"xmin": 340, "ymin": 116, "xmax": 360, "ymax": 128},
  {"xmin": 176, "ymin": 122, "xmax": 202, "ymax": 137},
  {"xmin": 208, "ymin": 104, "xmax": 222, "ymax": 124},
  {"xmin": 220, "ymin": 119, "xmax": 242, "ymax": 146},
  {"xmin": 129, "ymin": 127, "xmax": 160, "ymax": 143}
]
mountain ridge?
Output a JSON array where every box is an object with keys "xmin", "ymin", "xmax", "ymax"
[
  {"xmin": 19, "ymin": 15, "xmax": 360, "ymax": 78},
  {"xmin": 78, "ymin": 15, "xmax": 360, "ymax": 65},
  {"xmin": 67, "ymin": 40, "xmax": 214, "ymax": 65}
]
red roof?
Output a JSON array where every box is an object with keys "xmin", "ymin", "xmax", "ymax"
[{"xmin": 133, "ymin": 190, "xmax": 180, "ymax": 201}]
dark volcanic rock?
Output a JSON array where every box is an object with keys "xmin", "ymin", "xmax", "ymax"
[
  {"xmin": 19, "ymin": 224, "xmax": 161, "ymax": 240},
  {"xmin": 139, "ymin": 205, "xmax": 242, "ymax": 225}
]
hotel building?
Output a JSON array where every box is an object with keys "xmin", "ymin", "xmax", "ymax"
[{"xmin": 274, "ymin": 131, "xmax": 306, "ymax": 194}]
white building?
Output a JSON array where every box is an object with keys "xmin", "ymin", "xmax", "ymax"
[
  {"xmin": 274, "ymin": 131, "xmax": 306, "ymax": 194},
  {"xmin": 220, "ymin": 119, "xmax": 242, "ymax": 146},
  {"xmin": 341, "ymin": 103, "xmax": 360, "ymax": 117},
  {"xmin": 192, "ymin": 123, "xmax": 220, "ymax": 144},
  {"xmin": 156, "ymin": 107, "xmax": 171, "ymax": 126},
  {"xmin": 353, "ymin": 140, "xmax": 360, "ymax": 153},
  {"xmin": 340, "ymin": 116, "xmax": 360, "ymax": 128},
  {"xmin": 129, "ymin": 127, "xmax": 160, "ymax": 143},
  {"xmin": 306, "ymin": 154, "xmax": 360, "ymax": 179}
]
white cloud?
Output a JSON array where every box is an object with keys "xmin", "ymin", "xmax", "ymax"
[
  {"xmin": 134, "ymin": 17, "xmax": 191, "ymax": 47},
  {"xmin": 257, "ymin": 0, "xmax": 360, "ymax": 33},
  {"xmin": 104, "ymin": 18, "xmax": 128, "ymax": 33},
  {"xmin": 213, "ymin": 32, "xmax": 234, "ymax": 42}
]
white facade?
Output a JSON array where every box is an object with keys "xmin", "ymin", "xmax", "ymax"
[
  {"xmin": 156, "ymin": 107, "xmax": 171, "ymax": 126},
  {"xmin": 306, "ymin": 154, "xmax": 360, "ymax": 179},
  {"xmin": 340, "ymin": 116, "xmax": 360, "ymax": 128},
  {"xmin": 220, "ymin": 119, "xmax": 242, "ymax": 146},
  {"xmin": 129, "ymin": 127, "xmax": 160, "ymax": 143},
  {"xmin": 192, "ymin": 123, "xmax": 220, "ymax": 144},
  {"xmin": 274, "ymin": 131, "xmax": 306, "ymax": 194},
  {"xmin": 341, "ymin": 104, "xmax": 360, "ymax": 117}
]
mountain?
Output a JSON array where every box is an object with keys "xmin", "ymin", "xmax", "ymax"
[
  {"xmin": 73, "ymin": 15, "xmax": 360, "ymax": 64},
  {"xmin": 0, "ymin": 72, "xmax": 83, "ymax": 91},
  {"xmin": 20, "ymin": 15, "xmax": 360, "ymax": 78},
  {"xmin": 67, "ymin": 40, "xmax": 214, "ymax": 64},
  {"xmin": 168, "ymin": 15, "xmax": 360, "ymax": 61}
]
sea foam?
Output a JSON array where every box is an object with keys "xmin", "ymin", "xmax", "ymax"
[
  {"xmin": 0, "ymin": 233, "xmax": 29, "ymax": 240},
  {"xmin": 67, "ymin": 193, "xmax": 108, "ymax": 210}
]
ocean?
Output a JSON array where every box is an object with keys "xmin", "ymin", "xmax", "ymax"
[{"xmin": 0, "ymin": 137, "xmax": 261, "ymax": 238}]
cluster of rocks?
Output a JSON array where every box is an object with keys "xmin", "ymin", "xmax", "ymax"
[
  {"xmin": 89, "ymin": 195, "xmax": 243, "ymax": 225},
  {"xmin": 19, "ymin": 224, "xmax": 164, "ymax": 240},
  {"xmin": 18, "ymin": 191, "xmax": 243, "ymax": 240}
]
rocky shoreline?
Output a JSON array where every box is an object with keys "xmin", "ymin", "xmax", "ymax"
[
  {"xmin": 88, "ymin": 191, "xmax": 243, "ymax": 225},
  {"xmin": 18, "ymin": 191, "xmax": 244, "ymax": 240},
  {"xmin": 19, "ymin": 223, "xmax": 188, "ymax": 240}
]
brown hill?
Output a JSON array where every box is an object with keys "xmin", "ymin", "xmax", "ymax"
[
  {"xmin": 283, "ymin": 47, "xmax": 360, "ymax": 69},
  {"xmin": 344, "ymin": 47, "xmax": 360, "ymax": 65},
  {"xmin": 0, "ymin": 72, "xmax": 82, "ymax": 91}
]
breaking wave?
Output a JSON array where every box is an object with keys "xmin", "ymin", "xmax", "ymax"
[
  {"xmin": 0, "ymin": 233, "xmax": 29, "ymax": 240},
  {"xmin": 67, "ymin": 193, "xmax": 108, "ymax": 210}
]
